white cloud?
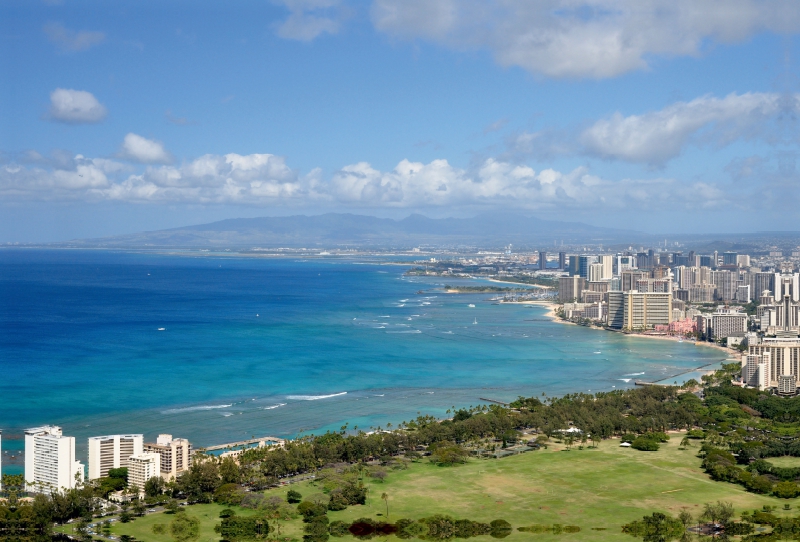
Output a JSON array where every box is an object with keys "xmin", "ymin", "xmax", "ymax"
[
  {"xmin": 275, "ymin": 0, "xmax": 343, "ymax": 41},
  {"xmin": 371, "ymin": 0, "xmax": 800, "ymax": 78},
  {"xmin": 118, "ymin": 133, "xmax": 173, "ymax": 164},
  {"xmin": 580, "ymin": 92, "xmax": 786, "ymax": 164},
  {"xmin": 1, "ymin": 149, "xmax": 729, "ymax": 211},
  {"xmin": 43, "ymin": 22, "xmax": 105, "ymax": 52},
  {"xmin": 48, "ymin": 88, "xmax": 107, "ymax": 124}
]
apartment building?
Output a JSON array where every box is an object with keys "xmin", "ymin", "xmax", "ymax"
[
  {"xmin": 607, "ymin": 291, "xmax": 672, "ymax": 330},
  {"xmin": 143, "ymin": 434, "xmax": 192, "ymax": 480},
  {"xmin": 127, "ymin": 453, "xmax": 161, "ymax": 493},
  {"xmin": 25, "ymin": 426, "xmax": 84, "ymax": 494},
  {"xmin": 88, "ymin": 434, "xmax": 144, "ymax": 480}
]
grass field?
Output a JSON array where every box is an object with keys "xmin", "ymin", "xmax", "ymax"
[
  {"xmin": 761, "ymin": 456, "xmax": 800, "ymax": 468},
  {"xmin": 95, "ymin": 433, "xmax": 797, "ymax": 541}
]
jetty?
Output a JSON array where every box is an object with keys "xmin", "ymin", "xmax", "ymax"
[
  {"xmin": 198, "ymin": 436, "xmax": 285, "ymax": 452},
  {"xmin": 479, "ymin": 397, "xmax": 509, "ymax": 406}
]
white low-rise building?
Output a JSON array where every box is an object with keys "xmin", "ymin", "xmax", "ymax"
[{"xmin": 127, "ymin": 453, "xmax": 161, "ymax": 494}]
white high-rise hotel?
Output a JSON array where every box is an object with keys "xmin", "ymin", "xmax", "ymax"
[
  {"xmin": 25, "ymin": 426, "xmax": 84, "ymax": 494},
  {"xmin": 88, "ymin": 434, "xmax": 143, "ymax": 480}
]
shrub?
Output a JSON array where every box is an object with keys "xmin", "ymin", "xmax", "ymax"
[
  {"xmin": 152, "ymin": 523, "xmax": 167, "ymax": 534},
  {"xmin": 297, "ymin": 501, "xmax": 328, "ymax": 521},
  {"xmin": 328, "ymin": 520, "xmax": 350, "ymax": 537},
  {"xmin": 490, "ymin": 519, "xmax": 513, "ymax": 538},
  {"xmin": 773, "ymin": 481, "xmax": 800, "ymax": 499},
  {"xmin": 219, "ymin": 508, "xmax": 236, "ymax": 518},
  {"xmin": 631, "ymin": 437, "xmax": 660, "ymax": 451}
]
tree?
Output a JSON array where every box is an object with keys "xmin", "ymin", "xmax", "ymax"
[
  {"xmin": 680, "ymin": 436, "xmax": 690, "ymax": 449},
  {"xmin": 286, "ymin": 489, "xmax": 302, "ymax": 504},
  {"xmin": 219, "ymin": 457, "xmax": 241, "ymax": 485},
  {"xmin": 144, "ymin": 476, "xmax": 165, "ymax": 498},
  {"xmin": 678, "ymin": 509, "xmax": 693, "ymax": 528},
  {"xmin": 381, "ymin": 492, "xmax": 389, "ymax": 519},
  {"xmin": 170, "ymin": 513, "xmax": 200, "ymax": 541}
]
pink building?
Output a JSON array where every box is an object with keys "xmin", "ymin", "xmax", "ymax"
[{"xmin": 668, "ymin": 318, "xmax": 697, "ymax": 335}]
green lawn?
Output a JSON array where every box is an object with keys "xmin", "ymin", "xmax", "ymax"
[
  {"xmin": 761, "ymin": 456, "xmax": 800, "ymax": 468},
  {"xmin": 102, "ymin": 434, "xmax": 797, "ymax": 541}
]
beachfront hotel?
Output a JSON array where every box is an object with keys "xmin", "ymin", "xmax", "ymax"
[
  {"xmin": 24, "ymin": 426, "xmax": 84, "ymax": 494},
  {"xmin": 143, "ymin": 434, "xmax": 192, "ymax": 480},
  {"xmin": 127, "ymin": 452, "xmax": 161, "ymax": 494},
  {"xmin": 87, "ymin": 434, "xmax": 144, "ymax": 480}
]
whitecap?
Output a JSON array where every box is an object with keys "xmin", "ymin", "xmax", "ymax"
[
  {"xmin": 619, "ymin": 378, "xmax": 632, "ymax": 383},
  {"xmin": 162, "ymin": 404, "xmax": 232, "ymax": 414},
  {"xmin": 287, "ymin": 392, "xmax": 347, "ymax": 401},
  {"xmin": 222, "ymin": 413, "xmax": 233, "ymax": 417},
  {"xmin": 386, "ymin": 330, "xmax": 422, "ymax": 334},
  {"xmin": 262, "ymin": 403, "xmax": 286, "ymax": 410},
  {"xmin": 624, "ymin": 372, "xmax": 645, "ymax": 376},
  {"xmin": 378, "ymin": 316, "xmax": 391, "ymax": 318}
]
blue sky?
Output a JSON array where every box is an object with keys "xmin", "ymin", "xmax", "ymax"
[{"xmin": 2, "ymin": 0, "xmax": 800, "ymax": 242}]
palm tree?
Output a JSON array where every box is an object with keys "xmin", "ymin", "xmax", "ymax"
[{"xmin": 381, "ymin": 492, "xmax": 389, "ymax": 518}]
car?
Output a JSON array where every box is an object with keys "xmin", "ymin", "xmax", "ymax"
[{"xmin": 148, "ymin": 508, "xmax": 156, "ymax": 512}]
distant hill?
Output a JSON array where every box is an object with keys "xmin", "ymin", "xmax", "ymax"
[{"xmin": 61, "ymin": 212, "xmax": 644, "ymax": 249}]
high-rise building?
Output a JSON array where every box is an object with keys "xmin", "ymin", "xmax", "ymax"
[
  {"xmin": 588, "ymin": 263, "xmax": 605, "ymax": 282},
  {"xmin": 699, "ymin": 255, "xmax": 713, "ymax": 268},
  {"xmin": 128, "ymin": 453, "xmax": 161, "ymax": 493},
  {"xmin": 737, "ymin": 255, "xmax": 751, "ymax": 268},
  {"xmin": 723, "ymin": 252, "xmax": 738, "ymax": 266},
  {"xmin": 88, "ymin": 434, "xmax": 144, "ymax": 480},
  {"xmin": 621, "ymin": 270, "xmax": 650, "ymax": 291},
  {"xmin": 578, "ymin": 255, "xmax": 596, "ymax": 279},
  {"xmin": 538, "ymin": 251, "xmax": 547, "ymax": 270},
  {"xmin": 558, "ymin": 252, "xmax": 567, "ymax": 270},
  {"xmin": 558, "ymin": 276, "xmax": 586, "ymax": 302},
  {"xmin": 568, "ymin": 255, "xmax": 579, "ymax": 276},
  {"xmin": 711, "ymin": 270, "xmax": 737, "ymax": 301},
  {"xmin": 25, "ymin": 426, "xmax": 84, "ymax": 494},
  {"xmin": 737, "ymin": 284, "xmax": 751, "ymax": 303},
  {"xmin": 710, "ymin": 307, "xmax": 747, "ymax": 340},
  {"xmin": 143, "ymin": 435, "xmax": 192, "ymax": 480},
  {"xmin": 598, "ymin": 255, "xmax": 613, "ymax": 280},
  {"xmin": 748, "ymin": 338, "xmax": 800, "ymax": 391},
  {"xmin": 607, "ymin": 291, "xmax": 672, "ymax": 330}
]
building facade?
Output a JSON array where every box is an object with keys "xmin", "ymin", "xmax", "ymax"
[
  {"xmin": 88, "ymin": 434, "xmax": 144, "ymax": 480},
  {"xmin": 558, "ymin": 276, "xmax": 585, "ymax": 302},
  {"xmin": 25, "ymin": 426, "xmax": 84, "ymax": 494},
  {"xmin": 143, "ymin": 434, "xmax": 192, "ymax": 480},
  {"xmin": 127, "ymin": 453, "xmax": 161, "ymax": 493}
]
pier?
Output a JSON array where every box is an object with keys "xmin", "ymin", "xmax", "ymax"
[{"xmin": 198, "ymin": 436, "xmax": 285, "ymax": 452}]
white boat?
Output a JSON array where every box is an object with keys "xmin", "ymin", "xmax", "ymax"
[
  {"xmin": 158, "ymin": 328, "xmax": 165, "ymax": 331},
  {"xmin": 473, "ymin": 318, "xmax": 477, "ymax": 325},
  {"xmin": 468, "ymin": 304, "xmax": 475, "ymax": 308}
]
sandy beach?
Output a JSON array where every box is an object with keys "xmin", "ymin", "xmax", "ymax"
[{"xmin": 502, "ymin": 299, "xmax": 737, "ymax": 358}]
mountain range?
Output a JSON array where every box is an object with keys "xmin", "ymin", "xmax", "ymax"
[{"xmin": 60, "ymin": 212, "xmax": 643, "ymax": 249}]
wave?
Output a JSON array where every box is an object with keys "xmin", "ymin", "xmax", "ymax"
[
  {"xmin": 624, "ymin": 372, "xmax": 645, "ymax": 376},
  {"xmin": 287, "ymin": 392, "xmax": 347, "ymax": 401},
  {"xmin": 262, "ymin": 403, "xmax": 286, "ymax": 410},
  {"xmin": 619, "ymin": 378, "xmax": 632, "ymax": 383},
  {"xmin": 162, "ymin": 404, "xmax": 232, "ymax": 414},
  {"xmin": 386, "ymin": 330, "xmax": 422, "ymax": 334}
]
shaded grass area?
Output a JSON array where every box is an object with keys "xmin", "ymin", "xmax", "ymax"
[
  {"xmin": 762, "ymin": 456, "xmax": 800, "ymax": 468},
  {"xmin": 106, "ymin": 434, "xmax": 786, "ymax": 541}
]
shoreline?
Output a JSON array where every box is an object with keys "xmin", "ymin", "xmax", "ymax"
[{"xmin": 501, "ymin": 299, "xmax": 737, "ymax": 359}]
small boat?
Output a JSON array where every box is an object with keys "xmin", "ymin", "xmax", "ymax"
[
  {"xmin": 468, "ymin": 304, "xmax": 475, "ymax": 308},
  {"xmin": 158, "ymin": 328, "xmax": 166, "ymax": 331},
  {"xmin": 473, "ymin": 318, "xmax": 478, "ymax": 325}
]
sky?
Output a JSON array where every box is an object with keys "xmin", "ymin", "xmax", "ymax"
[{"xmin": 3, "ymin": 0, "xmax": 800, "ymax": 242}]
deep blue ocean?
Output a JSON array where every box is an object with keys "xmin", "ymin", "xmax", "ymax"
[{"xmin": 0, "ymin": 250, "xmax": 727, "ymax": 474}]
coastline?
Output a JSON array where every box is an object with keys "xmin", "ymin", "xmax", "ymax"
[{"xmin": 502, "ymin": 299, "xmax": 737, "ymax": 358}]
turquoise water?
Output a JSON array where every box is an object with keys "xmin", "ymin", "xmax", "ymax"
[{"xmin": 0, "ymin": 250, "xmax": 726, "ymax": 474}]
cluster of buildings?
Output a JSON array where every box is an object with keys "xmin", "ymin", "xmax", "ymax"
[
  {"xmin": 555, "ymin": 249, "xmax": 792, "ymax": 338},
  {"xmin": 545, "ymin": 247, "xmax": 800, "ymax": 396},
  {"xmin": 3, "ymin": 427, "xmax": 192, "ymax": 495}
]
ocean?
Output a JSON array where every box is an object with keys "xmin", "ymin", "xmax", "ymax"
[{"xmin": 0, "ymin": 250, "xmax": 727, "ymax": 474}]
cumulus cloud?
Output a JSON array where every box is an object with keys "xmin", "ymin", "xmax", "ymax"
[
  {"xmin": 48, "ymin": 88, "xmax": 107, "ymax": 124},
  {"xmin": 275, "ymin": 0, "xmax": 344, "ymax": 41},
  {"xmin": 0, "ymin": 150, "xmax": 730, "ymax": 211},
  {"xmin": 580, "ymin": 92, "xmax": 786, "ymax": 164},
  {"xmin": 370, "ymin": 0, "xmax": 800, "ymax": 78},
  {"xmin": 43, "ymin": 22, "xmax": 105, "ymax": 52},
  {"xmin": 118, "ymin": 133, "xmax": 173, "ymax": 164}
]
